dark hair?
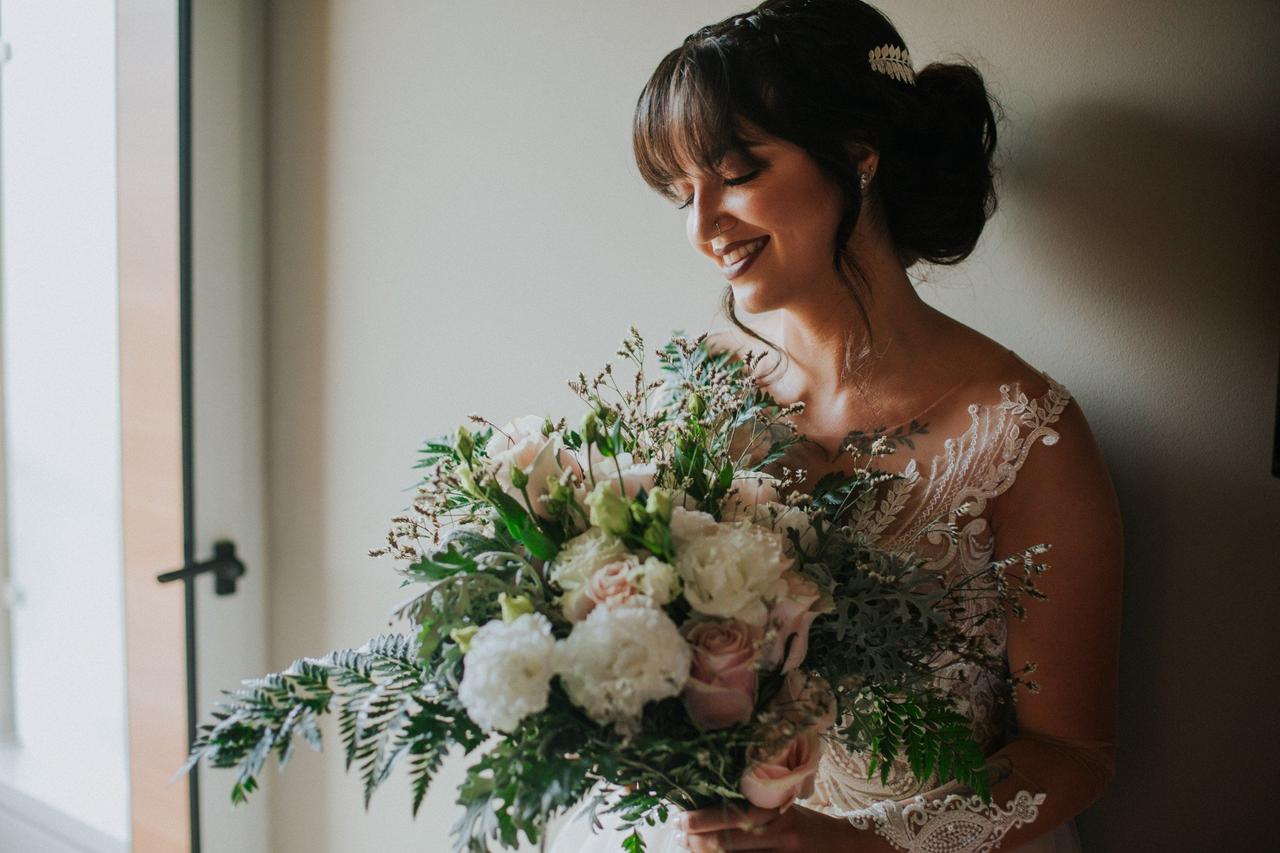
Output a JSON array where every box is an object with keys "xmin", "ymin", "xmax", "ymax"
[{"xmin": 632, "ymin": 0, "xmax": 1002, "ymax": 376}]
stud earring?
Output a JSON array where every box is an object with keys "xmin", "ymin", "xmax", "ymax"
[{"xmin": 859, "ymin": 172, "xmax": 870, "ymax": 191}]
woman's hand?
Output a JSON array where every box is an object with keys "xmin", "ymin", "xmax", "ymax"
[{"xmin": 675, "ymin": 802, "xmax": 861, "ymax": 852}]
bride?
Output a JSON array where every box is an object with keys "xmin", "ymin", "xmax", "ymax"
[{"xmin": 550, "ymin": 1, "xmax": 1122, "ymax": 850}]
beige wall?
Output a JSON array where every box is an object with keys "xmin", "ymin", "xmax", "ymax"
[{"xmin": 260, "ymin": 2, "xmax": 1278, "ymax": 850}]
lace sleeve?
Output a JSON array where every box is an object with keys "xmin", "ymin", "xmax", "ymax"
[{"xmin": 844, "ymin": 790, "xmax": 1045, "ymax": 853}]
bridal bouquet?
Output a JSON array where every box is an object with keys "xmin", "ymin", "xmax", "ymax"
[{"xmin": 183, "ymin": 331, "xmax": 1049, "ymax": 852}]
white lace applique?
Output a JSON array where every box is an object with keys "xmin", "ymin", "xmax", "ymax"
[
  {"xmin": 801, "ymin": 374, "xmax": 1072, "ymax": 847},
  {"xmin": 881, "ymin": 376, "xmax": 1072, "ymax": 561},
  {"xmin": 845, "ymin": 790, "xmax": 1047, "ymax": 853}
]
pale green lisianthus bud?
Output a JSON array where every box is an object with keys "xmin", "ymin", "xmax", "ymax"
[
  {"xmin": 456, "ymin": 426, "xmax": 475, "ymax": 461},
  {"xmin": 546, "ymin": 474, "xmax": 574, "ymax": 505},
  {"xmin": 580, "ymin": 410, "xmax": 600, "ymax": 444},
  {"xmin": 641, "ymin": 519, "xmax": 672, "ymax": 557},
  {"xmin": 509, "ymin": 465, "xmax": 529, "ymax": 490},
  {"xmin": 449, "ymin": 624, "xmax": 480, "ymax": 653},
  {"xmin": 456, "ymin": 465, "xmax": 484, "ymax": 499},
  {"xmin": 688, "ymin": 392, "xmax": 705, "ymax": 418},
  {"xmin": 585, "ymin": 481, "xmax": 632, "ymax": 537},
  {"xmin": 499, "ymin": 592, "xmax": 535, "ymax": 622},
  {"xmin": 646, "ymin": 487, "xmax": 673, "ymax": 523}
]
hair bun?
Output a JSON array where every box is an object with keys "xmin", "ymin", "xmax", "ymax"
[{"xmin": 881, "ymin": 60, "xmax": 1002, "ymax": 266}]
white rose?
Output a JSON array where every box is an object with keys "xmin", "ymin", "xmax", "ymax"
[
  {"xmin": 457, "ymin": 613, "xmax": 557, "ymax": 732},
  {"xmin": 670, "ymin": 507, "xmax": 792, "ymax": 626},
  {"xmin": 555, "ymin": 605, "xmax": 692, "ymax": 735},
  {"xmin": 485, "ymin": 415, "xmax": 581, "ymax": 518}
]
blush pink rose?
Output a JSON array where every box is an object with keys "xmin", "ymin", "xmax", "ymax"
[
  {"xmin": 763, "ymin": 572, "xmax": 826, "ymax": 674},
  {"xmin": 680, "ymin": 619, "xmax": 761, "ymax": 731},
  {"xmin": 719, "ymin": 472, "xmax": 782, "ymax": 522},
  {"xmin": 587, "ymin": 560, "xmax": 644, "ymax": 609},
  {"xmin": 562, "ymin": 558, "xmax": 644, "ymax": 622},
  {"xmin": 573, "ymin": 452, "xmax": 657, "ymax": 504},
  {"xmin": 739, "ymin": 730, "xmax": 822, "ymax": 811},
  {"xmin": 485, "ymin": 416, "xmax": 582, "ymax": 518}
]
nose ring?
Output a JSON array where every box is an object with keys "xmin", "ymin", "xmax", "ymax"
[{"xmin": 714, "ymin": 218, "xmax": 722, "ymax": 234}]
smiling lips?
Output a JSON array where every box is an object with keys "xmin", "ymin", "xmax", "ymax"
[{"xmin": 720, "ymin": 236, "xmax": 770, "ymax": 280}]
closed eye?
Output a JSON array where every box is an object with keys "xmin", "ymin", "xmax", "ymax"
[{"xmin": 675, "ymin": 169, "xmax": 762, "ymax": 210}]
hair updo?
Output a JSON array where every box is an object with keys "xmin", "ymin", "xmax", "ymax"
[{"xmin": 632, "ymin": 0, "xmax": 1003, "ymax": 360}]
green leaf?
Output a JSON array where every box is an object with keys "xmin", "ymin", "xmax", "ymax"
[
  {"xmin": 407, "ymin": 545, "xmax": 476, "ymax": 580},
  {"xmin": 487, "ymin": 489, "xmax": 558, "ymax": 561},
  {"xmin": 622, "ymin": 829, "xmax": 647, "ymax": 853}
]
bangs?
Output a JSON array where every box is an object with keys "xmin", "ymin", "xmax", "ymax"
[{"xmin": 632, "ymin": 46, "xmax": 772, "ymax": 202}]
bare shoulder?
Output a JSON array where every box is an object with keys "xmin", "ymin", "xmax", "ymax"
[{"xmin": 940, "ymin": 322, "xmax": 1057, "ymax": 403}]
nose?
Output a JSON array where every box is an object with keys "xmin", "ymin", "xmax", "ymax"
[{"xmin": 688, "ymin": 191, "xmax": 734, "ymax": 248}]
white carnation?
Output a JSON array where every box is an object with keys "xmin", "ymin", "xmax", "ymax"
[
  {"xmin": 669, "ymin": 506, "xmax": 792, "ymax": 626},
  {"xmin": 669, "ymin": 505, "xmax": 718, "ymax": 539},
  {"xmin": 555, "ymin": 605, "xmax": 692, "ymax": 734},
  {"xmin": 457, "ymin": 613, "xmax": 557, "ymax": 733},
  {"xmin": 632, "ymin": 556, "xmax": 680, "ymax": 605}
]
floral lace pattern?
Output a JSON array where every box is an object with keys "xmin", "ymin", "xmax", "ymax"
[
  {"xmin": 846, "ymin": 791, "xmax": 1047, "ymax": 853},
  {"xmin": 802, "ymin": 374, "xmax": 1072, "ymax": 820}
]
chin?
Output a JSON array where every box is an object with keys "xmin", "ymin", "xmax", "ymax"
[{"xmin": 729, "ymin": 277, "xmax": 786, "ymax": 316}]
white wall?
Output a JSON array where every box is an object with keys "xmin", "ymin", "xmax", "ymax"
[
  {"xmin": 0, "ymin": 0, "xmax": 129, "ymax": 847},
  {"xmin": 260, "ymin": 2, "xmax": 1278, "ymax": 851}
]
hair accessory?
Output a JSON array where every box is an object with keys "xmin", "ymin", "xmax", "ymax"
[{"xmin": 867, "ymin": 44, "xmax": 916, "ymax": 86}]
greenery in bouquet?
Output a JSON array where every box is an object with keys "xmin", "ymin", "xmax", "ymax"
[{"xmin": 183, "ymin": 330, "xmax": 1050, "ymax": 852}]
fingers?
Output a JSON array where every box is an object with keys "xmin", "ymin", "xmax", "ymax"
[
  {"xmin": 678, "ymin": 805, "xmax": 782, "ymax": 851},
  {"xmin": 681, "ymin": 803, "xmax": 779, "ymax": 834},
  {"xmin": 682, "ymin": 827, "xmax": 776, "ymax": 852}
]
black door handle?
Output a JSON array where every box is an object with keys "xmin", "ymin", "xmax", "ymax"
[{"xmin": 158, "ymin": 539, "xmax": 246, "ymax": 595}]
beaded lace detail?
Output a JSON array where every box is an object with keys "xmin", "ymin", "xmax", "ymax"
[
  {"xmin": 799, "ymin": 374, "xmax": 1072, "ymax": 848},
  {"xmin": 846, "ymin": 791, "xmax": 1047, "ymax": 853}
]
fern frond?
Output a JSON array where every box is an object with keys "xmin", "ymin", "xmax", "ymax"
[{"xmin": 184, "ymin": 632, "xmax": 482, "ymax": 810}]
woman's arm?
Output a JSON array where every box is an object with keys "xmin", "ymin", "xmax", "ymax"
[{"xmin": 974, "ymin": 393, "xmax": 1124, "ymax": 846}]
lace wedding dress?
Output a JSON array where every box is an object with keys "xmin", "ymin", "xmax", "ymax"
[{"xmin": 547, "ymin": 357, "xmax": 1090, "ymax": 852}]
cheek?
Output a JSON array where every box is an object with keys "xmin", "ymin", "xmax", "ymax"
[{"xmin": 763, "ymin": 181, "xmax": 842, "ymax": 260}]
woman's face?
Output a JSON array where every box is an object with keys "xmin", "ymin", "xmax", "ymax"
[{"xmin": 670, "ymin": 128, "xmax": 847, "ymax": 314}]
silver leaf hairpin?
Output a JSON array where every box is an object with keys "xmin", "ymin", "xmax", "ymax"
[{"xmin": 867, "ymin": 44, "xmax": 916, "ymax": 86}]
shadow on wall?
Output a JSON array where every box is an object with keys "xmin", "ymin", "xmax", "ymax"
[
  {"xmin": 263, "ymin": 1, "xmax": 333, "ymax": 850},
  {"xmin": 1008, "ymin": 97, "xmax": 1278, "ymax": 849}
]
